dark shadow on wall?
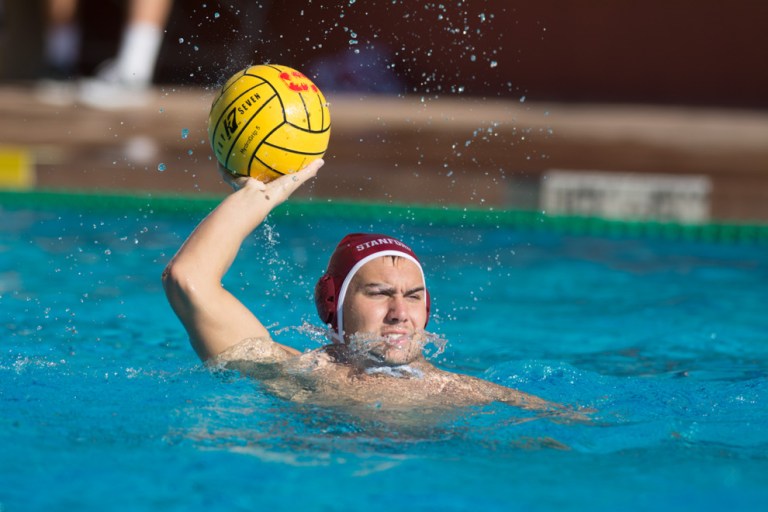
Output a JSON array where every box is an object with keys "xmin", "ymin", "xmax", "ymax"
[{"xmin": 3, "ymin": 0, "xmax": 768, "ymax": 108}]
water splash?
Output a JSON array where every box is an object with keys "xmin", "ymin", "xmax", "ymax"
[
  {"xmin": 275, "ymin": 322, "xmax": 336, "ymax": 345},
  {"xmin": 422, "ymin": 331, "xmax": 448, "ymax": 359},
  {"xmin": 346, "ymin": 330, "xmax": 447, "ymax": 366},
  {"xmin": 365, "ymin": 365, "xmax": 424, "ymax": 379},
  {"xmin": 274, "ymin": 323, "xmax": 448, "ymax": 363}
]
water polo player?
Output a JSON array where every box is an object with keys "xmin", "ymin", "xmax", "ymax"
[{"xmin": 162, "ymin": 160, "xmax": 580, "ymax": 415}]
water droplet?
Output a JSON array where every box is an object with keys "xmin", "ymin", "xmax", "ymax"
[
  {"xmin": 178, "ymin": 37, "xmax": 184, "ymax": 44},
  {"xmin": 181, "ymin": 128, "xmax": 189, "ymax": 139},
  {"xmin": 157, "ymin": 163, "xmax": 166, "ymax": 172},
  {"xmin": 519, "ymin": 95, "xmax": 526, "ymax": 103},
  {"xmin": 214, "ymin": 11, "xmax": 220, "ymax": 18},
  {"xmin": 490, "ymin": 60, "xmax": 498, "ymax": 68}
]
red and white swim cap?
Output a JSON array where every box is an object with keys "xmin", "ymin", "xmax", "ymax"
[{"xmin": 314, "ymin": 233, "xmax": 430, "ymax": 335}]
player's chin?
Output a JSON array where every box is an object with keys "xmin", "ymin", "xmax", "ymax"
[{"xmin": 382, "ymin": 345, "xmax": 420, "ymax": 366}]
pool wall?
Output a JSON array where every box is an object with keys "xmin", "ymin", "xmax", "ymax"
[
  {"xmin": 2, "ymin": 189, "xmax": 767, "ymax": 246},
  {"xmin": 1, "ymin": 87, "xmax": 767, "ymax": 222}
]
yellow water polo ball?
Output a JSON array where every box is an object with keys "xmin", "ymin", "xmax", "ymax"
[{"xmin": 208, "ymin": 64, "xmax": 331, "ymax": 181}]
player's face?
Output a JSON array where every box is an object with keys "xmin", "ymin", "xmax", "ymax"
[{"xmin": 341, "ymin": 257, "xmax": 428, "ymax": 365}]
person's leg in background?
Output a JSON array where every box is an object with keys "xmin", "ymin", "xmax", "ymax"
[
  {"xmin": 43, "ymin": 0, "xmax": 80, "ymax": 78},
  {"xmin": 35, "ymin": 0, "xmax": 80, "ymax": 105},
  {"xmin": 79, "ymin": 0, "xmax": 173, "ymax": 109}
]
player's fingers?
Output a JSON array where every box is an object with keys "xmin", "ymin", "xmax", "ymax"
[
  {"xmin": 302, "ymin": 158, "xmax": 325, "ymax": 175},
  {"xmin": 272, "ymin": 159, "xmax": 324, "ymax": 194},
  {"xmin": 288, "ymin": 159, "xmax": 324, "ymax": 185}
]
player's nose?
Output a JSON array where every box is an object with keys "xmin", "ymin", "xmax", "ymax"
[{"xmin": 384, "ymin": 295, "xmax": 408, "ymax": 323}]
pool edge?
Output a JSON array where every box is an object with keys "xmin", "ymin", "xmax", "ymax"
[{"xmin": 2, "ymin": 188, "xmax": 767, "ymax": 245}]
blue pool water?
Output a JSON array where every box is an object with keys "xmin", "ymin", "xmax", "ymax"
[{"xmin": 2, "ymin": 201, "xmax": 767, "ymax": 511}]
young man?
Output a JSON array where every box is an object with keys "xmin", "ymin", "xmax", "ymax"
[{"xmin": 163, "ymin": 160, "xmax": 577, "ymax": 415}]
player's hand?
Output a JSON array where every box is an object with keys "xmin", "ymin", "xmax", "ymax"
[
  {"xmin": 218, "ymin": 163, "xmax": 253, "ymax": 192},
  {"xmin": 219, "ymin": 159, "xmax": 324, "ymax": 203},
  {"xmin": 265, "ymin": 159, "xmax": 323, "ymax": 204},
  {"xmin": 218, "ymin": 158, "xmax": 325, "ymax": 196}
]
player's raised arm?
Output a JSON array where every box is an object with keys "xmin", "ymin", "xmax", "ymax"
[{"xmin": 162, "ymin": 160, "xmax": 323, "ymax": 361}]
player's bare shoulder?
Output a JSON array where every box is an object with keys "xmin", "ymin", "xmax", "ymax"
[
  {"xmin": 210, "ymin": 340, "xmax": 337, "ymax": 398},
  {"xmin": 213, "ymin": 337, "xmax": 297, "ymax": 365}
]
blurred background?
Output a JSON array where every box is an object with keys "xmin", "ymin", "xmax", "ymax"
[{"xmin": 1, "ymin": 0, "xmax": 767, "ymax": 221}]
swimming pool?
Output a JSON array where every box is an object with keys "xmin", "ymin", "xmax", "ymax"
[{"xmin": 2, "ymin": 192, "xmax": 767, "ymax": 511}]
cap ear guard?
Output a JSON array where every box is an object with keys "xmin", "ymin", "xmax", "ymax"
[{"xmin": 314, "ymin": 273, "xmax": 338, "ymax": 328}]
